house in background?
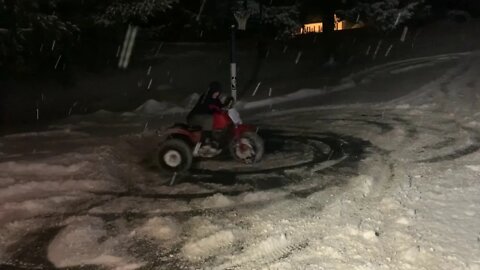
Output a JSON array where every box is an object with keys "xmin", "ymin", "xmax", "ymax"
[{"xmin": 299, "ymin": 14, "xmax": 364, "ymax": 34}]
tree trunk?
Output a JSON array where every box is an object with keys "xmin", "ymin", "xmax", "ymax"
[
  {"xmin": 322, "ymin": 4, "xmax": 335, "ymax": 34},
  {"xmin": 322, "ymin": 3, "xmax": 337, "ymax": 64},
  {"xmin": 4, "ymin": 0, "xmax": 18, "ymax": 70}
]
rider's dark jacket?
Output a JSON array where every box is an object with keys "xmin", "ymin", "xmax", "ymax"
[{"xmin": 187, "ymin": 88, "xmax": 223, "ymax": 121}]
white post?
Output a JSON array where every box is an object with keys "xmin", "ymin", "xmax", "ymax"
[
  {"xmin": 230, "ymin": 24, "xmax": 237, "ymax": 101},
  {"xmin": 231, "ymin": 62, "xmax": 237, "ymax": 101}
]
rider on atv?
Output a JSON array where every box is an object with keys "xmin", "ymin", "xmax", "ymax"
[
  {"xmin": 156, "ymin": 85, "xmax": 263, "ymax": 174},
  {"xmin": 186, "ymin": 81, "xmax": 225, "ymax": 146}
]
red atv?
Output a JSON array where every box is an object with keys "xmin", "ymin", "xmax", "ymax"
[{"xmin": 156, "ymin": 109, "xmax": 264, "ymax": 172}]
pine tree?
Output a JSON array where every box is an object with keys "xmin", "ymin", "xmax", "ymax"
[
  {"xmin": 231, "ymin": 0, "xmax": 301, "ymax": 39},
  {"xmin": 96, "ymin": 0, "xmax": 179, "ymax": 26},
  {"xmin": 0, "ymin": 0, "xmax": 79, "ymax": 72},
  {"xmin": 0, "ymin": 0, "xmax": 179, "ymax": 72},
  {"xmin": 343, "ymin": 0, "xmax": 430, "ymax": 31}
]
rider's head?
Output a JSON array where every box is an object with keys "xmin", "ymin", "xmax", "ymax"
[{"xmin": 208, "ymin": 81, "xmax": 222, "ymax": 99}]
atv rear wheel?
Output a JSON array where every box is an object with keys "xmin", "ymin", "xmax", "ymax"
[
  {"xmin": 230, "ymin": 132, "xmax": 264, "ymax": 164},
  {"xmin": 156, "ymin": 139, "xmax": 193, "ymax": 173}
]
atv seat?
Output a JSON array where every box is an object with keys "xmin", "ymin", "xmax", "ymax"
[{"xmin": 172, "ymin": 123, "xmax": 202, "ymax": 132}]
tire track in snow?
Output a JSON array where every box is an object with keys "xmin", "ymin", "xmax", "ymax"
[
  {"xmin": 1, "ymin": 130, "xmax": 363, "ymax": 270},
  {"xmin": 10, "ymin": 103, "xmax": 475, "ymax": 269},
  {"xmin": 147, "ymin": 107, "xmax": 480, "ymax": 269},
  {"xmin": 212, "ymin": 234, "xmax": 308, "ymax": 270},
  {"xmin": 10, "ymin": 104, "xmax": 472, "ymax": 270},
  {"xmin": 417, "ymin": 126, "xmax": 480, "ymax": 163}
]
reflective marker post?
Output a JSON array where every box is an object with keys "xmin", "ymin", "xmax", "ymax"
[
  {"xmin": 231, "ymin": 7, "xmax": 250, "ymax": 102},
  {"xmin": 230, "ymin": 24, "xmax": 237, "ymax": 102}
]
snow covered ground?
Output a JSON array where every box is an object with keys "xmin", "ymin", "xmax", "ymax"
[{"xmin": 1, "ymin": 51, "xmax": 480, "ymax": 270}]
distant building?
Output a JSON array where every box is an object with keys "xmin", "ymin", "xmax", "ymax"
[{"xmin": 299, "ymin": 14, "xmax": 364, "ymax": 34}]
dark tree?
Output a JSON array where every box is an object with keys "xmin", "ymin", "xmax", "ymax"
[
  {"xmin": 0, "ymin": 0, "xmax": 182, "ymax": 73},
  {"xmin": 341, "ymin": 0, "xmax": 430, "ymax": 32},
  {"xmin": 0, "ymin": 0, "xmax": 79, "ymax": 73}
]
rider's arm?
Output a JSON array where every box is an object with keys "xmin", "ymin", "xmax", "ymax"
[
  {"xmin": 228, "ymin": 108, "xmax": 242, "ymax": 125},
  {"xmin": 208, "ymin": 104, "xmax": 222, "ymax": 112},
  {"xmin": 208, "ymin": 98, "xmax": 225, "ymax": 113}
]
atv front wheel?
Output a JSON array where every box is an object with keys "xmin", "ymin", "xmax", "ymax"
[
  {"xmin": 156, "ymin": 139, "xmax": 193, "ymax": 173},
  {"xmin": 230, "ymin": 132, "xmax": 264, "ymax": 164}
]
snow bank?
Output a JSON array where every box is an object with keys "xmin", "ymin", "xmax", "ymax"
[
  {"xmin": 134, "ymin": 99, "xmax": 185, "ymax": 115},
  {"xmin": 240, "ymin": 89, "xmax": 322, "ymax": 110},
  {"xmin": 0, "ymin": 195, "xmax": 87, "ymax": 225},
  {"xmin": 240, "ymin": 82, "xmax": 354, "ymax": 110},
  {"xmin": 242, "ymin": 82, "xmax": 354, "ymax": 109},
  {"xmin": 0, "ymin": 180, "xmax": 116, "ymax": 204},
  {"xmin": 3, "ymin": 130, "xmax": 89, "ymax": 139},
  {"xmin": 343, "ymin": 52, "xmax": 469, "ymax": 83},
  {"xmin": 93, "ymin": 109, "xmax": 114, "ymax": 116},
  {"xmin": 389, "ymin": 62, "xmax": 436, "ymax": 74},
  {"xmin": 182, "ymin": 93, "xmax": 200, "ymax": 109},
  {"xmin": 0, "ymin": 161, "xmax": 87, "ymax": 176}
]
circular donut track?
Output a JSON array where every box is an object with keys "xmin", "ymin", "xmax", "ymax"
[
  {"xmin": 124, "ymin": 129, "xmax": 371, "ymax": 200},
  {"xmin": 0, "ymin": 129, "xmax": 369, "ymax": 270}
]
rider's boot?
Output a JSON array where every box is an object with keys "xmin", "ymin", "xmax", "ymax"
[
  {"xmin": 201, "ymin": 131, "xmax": 222, "ymax": 155},
  {"xmin": 202, "ymin": 131, "xmax": 213, "ymax": 145}
]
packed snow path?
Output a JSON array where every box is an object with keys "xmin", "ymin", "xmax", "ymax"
[{"xmin": 1, "ymin": 52, "xmax": 480, "ymax": 269}]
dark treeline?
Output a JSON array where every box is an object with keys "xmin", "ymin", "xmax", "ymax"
[{"xmin": 0, "ymin": 0, "xmax": 478, "ymax": 77}]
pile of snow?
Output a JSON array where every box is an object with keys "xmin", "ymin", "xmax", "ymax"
[
  {"xmin": 192, "ymin": 193, "xmax": 234, "ymax": 209},
  {"xmin": 184, "ymin": 217, "xmax": 220, "ymax": 239},
  {"xmin": 182, "ymin": 230, "xmax": 235, "ymax": 261},
  {"xmin": 241, "ymin": 191, "xmax": 287, "ymax": 203},
  {"xmin": 180, "ymin": 216, "xmax": 237, "ymax": 261},
  {"xmin": 135, "ymin": 216, "xmax": 180, "ymax": 241},
  {"xmin": 134, "ymin": 99, "xmax": 185, "ymax": 115},
  {"xmin": 48, "ymin": 217, "xmax": 107, "ymax": 267},
  {"xmin": 48, "ymin": 217, "xmax": 143, "ymax": 269},
  {"xmin": 182, "ymin": 93, "xmax": 201, "ymax": 109}
]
